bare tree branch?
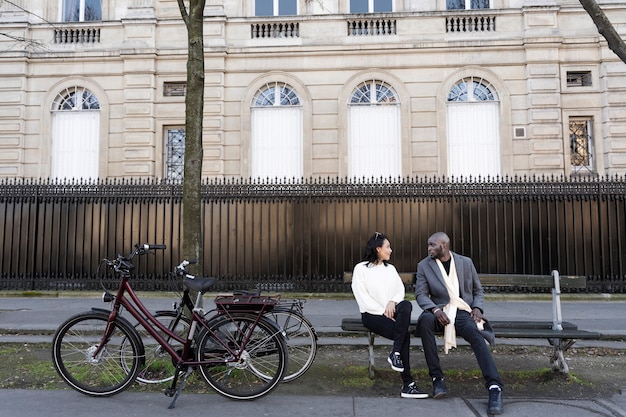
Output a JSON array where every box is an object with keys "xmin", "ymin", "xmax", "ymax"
[
  {"xmin": 579, "ymin": 0, "xmax": 626, "ymax": 64},
  {"xmin": 176, "ymin": 0, "xmax": 190, "ymax": 27}
]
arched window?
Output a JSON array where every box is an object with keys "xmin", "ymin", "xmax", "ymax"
[
  {"xmin": 51, "ymin": 86, "xmax": 100, "ymax": 180},
  {"xmin": 348, "ymin": 80, "xmax": 401, "ymax": 180},
  {"xmin": 446, "ymin": 76, "xmax": 500, "ymax": 178},
  {"xmin": 250, "ymin": 82, "xmax": 303, "ymax": 179}
]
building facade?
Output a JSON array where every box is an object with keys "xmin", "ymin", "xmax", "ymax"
[{"xmin": 0, "ymin": 0, "xmax": 625, "ymax": 181}]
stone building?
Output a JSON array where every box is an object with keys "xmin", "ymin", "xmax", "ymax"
[{"xmin": 0, "ymin": 0, "xmax": 625, "ymax": 181}]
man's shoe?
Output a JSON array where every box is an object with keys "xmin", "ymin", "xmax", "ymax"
[
  {"xmin": 487, "ymin": 386, "xmax": 503, "ymax": 415},
  {"xmin": 387, "ymin": 352, "xmax": 404, "ymax": 372},
  {"xmin": 401, "ymin": 382, "xmax": 429, "ymax": 399},
  {"xmin": 432, "ymin": 377, "xmax": 448, "ymax": 399}
]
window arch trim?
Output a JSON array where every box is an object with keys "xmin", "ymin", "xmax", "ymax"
[
  {"xmin": 447, "ymin": 76, "xmax": 498, "ymax": 102},
  {"xmin": 349, "ymin": 79, "xmax": 399, "ymax": 105},
  {"xmin": 52, "ymin": 86, "xmax": 101, "ymax": 111},
  {"xmin": 252, "ymin": 82, "xmax": 301, "ymax": 107}
]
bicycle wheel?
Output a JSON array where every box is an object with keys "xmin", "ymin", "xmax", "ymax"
[
  {"xmin": 267, "ymin": 309, "xmax": 317, "ymax": 382},
  {"xmin": 131, "ymin": 311, "xmax": 190, "ymax": 384},
  {"xmin": 195, "ymin": 314, "xmax": 288, "ymax": 400},
  {"xmin": 51, "ymin": 310, "xmax": 143, "ymax": 396}
]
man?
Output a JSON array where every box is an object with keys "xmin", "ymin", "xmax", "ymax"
[{"xmin": 415, "ymin": 232, "xmax": 503, "ymax": 415}]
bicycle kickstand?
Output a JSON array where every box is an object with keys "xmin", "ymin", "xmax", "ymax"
[{"xmin": 166, "ymin": 366, "xmax": 193, "ymax": 409}]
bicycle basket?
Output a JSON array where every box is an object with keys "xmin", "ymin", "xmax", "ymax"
[{"xmin": 214, "ymin": 294, "xmax": 280, "ymax": 312}]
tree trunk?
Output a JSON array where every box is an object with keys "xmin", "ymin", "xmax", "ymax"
[
  {"xmin": 579, "ymin": 0, "xmax": 626, "ymax": 65},
  {"xmin": 178, "ymin": 0, "xmax": 205, "ymax": 273}
]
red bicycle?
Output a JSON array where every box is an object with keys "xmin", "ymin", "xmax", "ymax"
[{"xmin": 51, "ymin": 243, "xmax": 288, "ymax": 407}]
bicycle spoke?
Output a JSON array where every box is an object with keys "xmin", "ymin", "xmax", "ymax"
[
  {"xmin": 51, "ymin": 311, "xmax": 142, "ymax": 397},
  {"xmin": 196, "ymin": 315, "xmax": 287, "ymax": 400}
]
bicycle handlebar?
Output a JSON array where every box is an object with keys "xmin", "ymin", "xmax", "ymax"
[
  {"xmin": 174, "ymin": 259, "xmax": 197, "ymax": 278},
  {"xmin": 142, "ymin": 243, "xmax": 167, "ymax": 250},
  {"xmin": 102, "ymin": 243, "xmax": 167, "ymax": 274}
]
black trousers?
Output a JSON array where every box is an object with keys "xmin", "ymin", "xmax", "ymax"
[
  {"xmin": 361, "ymin": 300, "xmax": 413, "ymax": 386},
  {"xmin": 417, "ymin": 309, "xmax": 503, "ymax": 390}
]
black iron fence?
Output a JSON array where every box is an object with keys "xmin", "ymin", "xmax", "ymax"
[{"xmin": 1, "ymin": 176, "xmax": 624, "ymax": 293}]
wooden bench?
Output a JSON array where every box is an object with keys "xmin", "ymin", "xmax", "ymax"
[{"xmin": 342, "ymin": 270, "xmax": 601, "ymax": 376}]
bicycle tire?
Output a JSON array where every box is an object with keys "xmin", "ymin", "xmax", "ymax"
[
  {"xmin": 266, "ymin": 309, "xmax": 317, "ymax": 382},
  {"xmin": 195, "ymin": 314, "xmax": 288, "ymax": 400},
  {"xmin": 130, "ymin": 311, "xmax": 191, "ymax": 384},
  {"xmin": 51, "ymin": 310, "xmax": 143, "ymax": 397}
]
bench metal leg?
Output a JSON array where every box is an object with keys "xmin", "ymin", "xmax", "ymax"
[
  {"xmin": 368, "ymin": 332, "xmax": 376, "ymax": 379},
  {"xmin": 548, "ymin": 338, "xmax": 576, "ymax": 374}
]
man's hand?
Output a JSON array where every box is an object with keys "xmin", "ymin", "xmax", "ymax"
[
  {"xmin": 471, "ymin": 307, "xmax": 483, "ymax": 323},
  {"xmin": 433, "ymin": 308, "xmax": 450, "ymax": 326},
  {"xmin": 384, "ymin": 301, "xmax": 396, "ymax": 320}
]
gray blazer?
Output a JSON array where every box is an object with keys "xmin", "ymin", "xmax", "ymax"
[{"xmin": 415, "ymin": 251, "xmax": 484, "ymax": 313}]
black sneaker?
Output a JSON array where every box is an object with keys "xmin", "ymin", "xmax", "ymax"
[
  {"xmin": 487, "ymin": 386, "xmax": 503, "ymax": 415},
  {"xmin": 432, "ymin": 377, "xmax": 448, "ymax": 399},
  {"xmin": 387, "ymin": 352, "xmax": 404, "ymax": 372},
  {"xmin": 401, "ymin": 382, "xmax": 429, "ymax": 399}
]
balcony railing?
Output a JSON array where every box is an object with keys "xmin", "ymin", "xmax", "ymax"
[
  {"xmin": 347, "ymin": 19, "xmax": 397, "ymax": 36},
  {"xmin": 446, "ymin": 15, "xmax": 496, "ymax": 32},
  {"xmin": 54, "ymin": 27, "xmax": 101, "ymax": 44},
  {"xmin": 251, "ymin": 22, "xmax": 299, "ymax": 39}
]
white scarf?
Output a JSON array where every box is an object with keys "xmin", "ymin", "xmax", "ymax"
[{"xmin": 436, "ymin": 257, "xmax": 472, "ymax": 354}]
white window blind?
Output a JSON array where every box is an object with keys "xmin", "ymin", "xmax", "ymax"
[
  {"xmin": 51, "ymin": 111, "xmax": 100, "ymax": 180},
  {"xmin": 349, "ymin": 104, "xmax": 401, "ymax": 179},
  {"xmin": 447, "ymin": 101, "xmax": 500, "ymax": 178},
  {"xmin": 251, "ymin": 106, "xmax": 303, "ymax": 179}
]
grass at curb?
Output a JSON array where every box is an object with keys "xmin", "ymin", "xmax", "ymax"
[{"xmin": 0, "ymin": 343, "xmax": 612, "ymax": 399}]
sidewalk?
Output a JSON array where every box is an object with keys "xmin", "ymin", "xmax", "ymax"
[
  {"xmin": 1, "ymin": 294, "xmax": 625, "ymax": 416},
  {"xmin": 0, "ymin": 388, "xmax": 625, "ymax": 417},
  {"xmin": 2, "ymin": 295, "xmax": 626, "ymax": 346}
]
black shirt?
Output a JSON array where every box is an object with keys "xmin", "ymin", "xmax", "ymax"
[{"xmin": 441, "ymin": 258, "xmax": 451, "ymax": 275}]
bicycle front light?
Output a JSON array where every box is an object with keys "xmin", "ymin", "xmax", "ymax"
[{"xmin": 102, "ymin": 292, "xmax": 115, "ymax": 303}]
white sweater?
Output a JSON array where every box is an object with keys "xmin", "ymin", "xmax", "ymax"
[{"xmin": 351, "ymin": 261, "xmax": 405, "ymax": 315}]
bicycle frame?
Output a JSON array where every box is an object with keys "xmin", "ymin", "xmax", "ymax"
[{"xmin": 96, "ymin": 271, "xmax": 277, "ymax": 370}]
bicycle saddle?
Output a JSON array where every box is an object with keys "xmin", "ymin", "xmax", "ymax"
[{"xmin": 183, "ymin": 276, "xmax": 217, "ymax": 293}]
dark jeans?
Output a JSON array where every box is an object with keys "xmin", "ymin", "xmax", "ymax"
[
  {"xmin": 417, "ymin": 309, "xmax": 503, "ymax": 390},
  {"xmin": 361, "ymin": 300, "xmax": 413, "ymax": 386}
]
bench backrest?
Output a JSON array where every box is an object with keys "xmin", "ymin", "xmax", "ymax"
[
  {"xmin": 343, "ymin": 271, "xmax": 414, "ymax": 284},
  {"xmin": 343, "ymin": 271, "xmax": 586, "ymax": 289}
]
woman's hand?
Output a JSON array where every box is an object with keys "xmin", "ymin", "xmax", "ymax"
[{"xmin": 384, "ymin": 301, "xmax": 396, "ymax": 320}]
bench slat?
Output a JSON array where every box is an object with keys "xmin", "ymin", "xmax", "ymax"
[
  {"xmin": 341, "ymin": 318, "xmax": 598, "ymax": 339},
  {"xmin": 494, "ymin": 328, "xmax": 601, "ymax": 339},
  {"xmin": 341, "ymin": 318, "xmax": 579, "ymax": 333},
  {"xmin": 479, "ymin": 274, "xmax": 586, "ymax": 289}
]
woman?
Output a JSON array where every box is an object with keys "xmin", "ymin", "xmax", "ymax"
[{"xmin": 351, "ymin": 232, "xmax": 428, "ymax": 399}]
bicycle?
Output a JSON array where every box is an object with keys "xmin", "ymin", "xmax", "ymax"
[
  {"xmin": 134, "ymin": 261, "xmax": 317, "ymax": 385},
  {"xmin": 51, "ymin": 243, "xmax": 289, "ymax": 408}
]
